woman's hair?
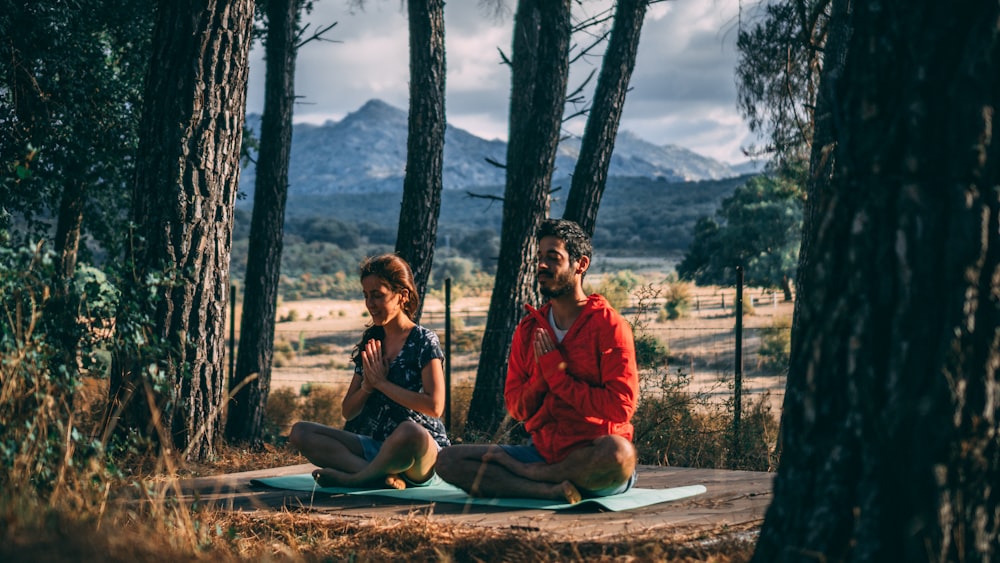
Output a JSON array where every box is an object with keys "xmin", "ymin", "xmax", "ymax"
[
  {"xmin": 351, "ymin": 254, "xmax": 420, "ymax": 368},
  {"xmin": 359, "ymin": 253, "xmax": 421, "ymax": 320}
]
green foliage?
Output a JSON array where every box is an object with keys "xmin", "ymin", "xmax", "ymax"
[
  {"xmin": 677, "ymin": 172, "xmax": 804, "ymax": 289},
  {"xmin": 758, "ymin": 315, "xmax": 792, "ymax": 371},
  {"xmin": 634, "ymin": 334, "xmax": 670, "ymax": 370},
  {"xmin": 0, "ymin": 1, "xmax": 154, "ymax": 253},
  {"xmin": 661, "ymin": 280, "xmax": 692, "ymax": 320},
  {"xmin": 736, "ymin": 0, "xmax": 825, "ymax": 164},
  {"xmin": 593, "ymin": 269, "xmax": 641, "ymax": 311},
  {"xmin": 0, "ymin": 242, "xmax": 117, "ymax": 495}
]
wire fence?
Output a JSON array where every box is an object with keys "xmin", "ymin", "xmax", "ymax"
[{"xmin": 236, "ymin": 287, "xmax": 792, "ymax": 428}]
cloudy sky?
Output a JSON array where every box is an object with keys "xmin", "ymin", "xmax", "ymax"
[{"xmin": 245, "ymin": 0, "xmax": 761, "ymax": 165}]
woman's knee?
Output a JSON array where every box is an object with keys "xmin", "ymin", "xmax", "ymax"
[{"xmin": 288, "ymin": 421, "xmax": 313, "ymax": 450}]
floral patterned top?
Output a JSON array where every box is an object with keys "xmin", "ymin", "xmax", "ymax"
[{"xmin": 343, "ymin": 325, "xmax": 450, "ymax": 448}]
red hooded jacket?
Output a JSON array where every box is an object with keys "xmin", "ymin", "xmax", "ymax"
[{"xmin": 505, "ymin": 294, "xmax": 639, "ymax": 464}]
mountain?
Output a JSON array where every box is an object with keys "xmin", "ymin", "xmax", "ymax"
[{"xmin": 239, "ymin": 99, "xmax": 742, "ymax": 198}]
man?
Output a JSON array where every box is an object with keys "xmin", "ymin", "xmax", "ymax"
[{"xmin": 436, "ymin": 219, "xmax": 639, "ymax": 502}]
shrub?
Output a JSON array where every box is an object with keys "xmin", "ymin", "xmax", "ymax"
[
  {"xmin": 592, "ymin": 270, "xmax": 641, "ymax": 311},
  {"xmin": 724, "ymin": 393, "xmax": 781, "ymax": 471},
  {"xmin": 297, "ymin": 384, "xmax": 344, "ymax": 427},
  {"xmin": 0, "ymin": 243, "xmax": 116, "ymax": 496},
  {"xmin": 758, "ymin": 316, "xmax": 791, "ymax": 371},
  {"xmin": 446, "ymin": 384, "xmax": 475, "ymax": 438},
  {"xmin": 631, "ymin": 368, "xmax": 727, "ymax": 468},
  {"xmin": 634, "ymin": 334, "xmax": 669, "ymax": 370},
  {"xmin": 661, "ymin": 281, "xmax": 692, "ymax": 320},
  {"xmin": 264, "ymin": 387, "xmax": 299, "ymax": 437}
]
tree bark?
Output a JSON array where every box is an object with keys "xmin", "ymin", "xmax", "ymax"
[
  {"xmin": 225, "ymin": 0, "xmax": 300, "ymax": 446},
  {"xmin": 464, "ymin": 0, "xmax": 571, "ymax": 438},
  {"xmin": 562, "ymin": 0, "xmax": 647, "ymax": 237},
  {"xmin": 754, "ymin": 3, "xmax": 1000, "ymax": 561},
  {"xmin": 772, "ymin": 0, "xmax": 850, "ymax": 465},
  {"xmin": 394, "ymin": 0, "xmax": 446, "ymax": 320},
  {"xmin": 110, "ymin": 0, "xmax": 254, "ymax": 461}
]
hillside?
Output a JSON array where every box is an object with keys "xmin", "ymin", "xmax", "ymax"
[{"xmin": 238, "ymin": 99, "xmax": 749, "ymax": 197}]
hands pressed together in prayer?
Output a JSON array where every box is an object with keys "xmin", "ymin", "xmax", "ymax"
[
  {"xmin": 361, "ymin": 338, "xmax": 389, "ymax": 392},
  {"xmin": 532, "ymin": 327, "xmax": 556, "ymax": 362}
]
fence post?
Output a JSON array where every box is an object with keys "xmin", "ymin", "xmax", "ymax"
[
  {"xmin": 444, "ymin": 277, "xmax": 452, "ymax": 431},
  {"xmin": 229, "ymin": 283, "xmax": 237, "ymax": 385},
  {"xmin": 733, "ymin": 267, "xmax": 744, "ymax": 462}
]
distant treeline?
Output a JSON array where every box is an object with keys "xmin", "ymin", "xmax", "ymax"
[{"xmin": 230, "ymin": 174, "xmax": 753, "ymax": 285}]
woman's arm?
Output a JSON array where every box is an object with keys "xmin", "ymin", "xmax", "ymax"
[
  {"xmin": 370, "ymin": 357, "xmax": 445, "ymax": 418},
  {"xmin": 341, "ymin": 371, "xmax": 373, "ymax": 421}
]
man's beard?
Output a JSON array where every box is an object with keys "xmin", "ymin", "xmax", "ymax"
[{"xmin": 538, "ymin": 270, "xmax": 575, "ymax": 298}]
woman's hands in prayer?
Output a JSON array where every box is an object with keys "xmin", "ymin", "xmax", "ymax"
[{"xmin": 361, "ymin": 337, "xmax": 389, "ymax": 392}]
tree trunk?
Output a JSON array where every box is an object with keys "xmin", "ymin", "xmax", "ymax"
[
  {"xmin": 772, "ymin": 0, "xmax": 850, "ymax": 465},
  {"xmin": 394, "ymin": 0, "xmax": 446, "ymax": 320},
  {"xmin": 110, "ymin": 0, "xmax": 254, "ymax": 461},
  {"xmin": 464, "ymin": 0, "xmax": 571, "ymax": 438},
  {"xmin": 225, "ymin": 0, "xmax": 299, "ymax": 446},
  {"xmin": 562, "ymin": 0, "xmax": 647, "ymax": 237},
  {"xmin": 754, "ymin": 3, "xmax": 1000, "ymax": 561}
]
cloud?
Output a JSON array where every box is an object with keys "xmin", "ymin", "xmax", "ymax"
[{"xmin": 246, "ymin": 0, "xmax": 757, "ymax": 164}]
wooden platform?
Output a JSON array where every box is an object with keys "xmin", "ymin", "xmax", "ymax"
[{"xmin": 179, "ymin": 464, "xmax": 774, "ymax": 542}]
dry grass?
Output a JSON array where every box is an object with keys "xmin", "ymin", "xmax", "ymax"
[
  {"xmin": 2, "ymin": 277, "xmax": 772, "ymax": 562},
  {"xmin": 1, "ymin": 500, "xmax": 756, "ymax": 562}
]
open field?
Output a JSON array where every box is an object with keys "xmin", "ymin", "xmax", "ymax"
[{"xmin": 237, "ymin": 273, "xmax": 792, "ymax": 429}]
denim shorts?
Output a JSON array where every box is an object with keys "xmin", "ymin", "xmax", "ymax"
[
  {"xmin": 355, "ymin": 434, "xmax": 443, "ymax": 488},
  {"xmin": 499, "ymin": 443, "xmax": 637, "ymax": 497}
]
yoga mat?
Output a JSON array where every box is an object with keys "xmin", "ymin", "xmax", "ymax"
[{"xmin": 250, "ymin": 473, "xmax": 706, "ymax": 512}]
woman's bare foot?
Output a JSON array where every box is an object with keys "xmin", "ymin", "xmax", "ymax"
[{"xmin": 384, "ymin": 475, "xmax": 407, "ymax": 490}]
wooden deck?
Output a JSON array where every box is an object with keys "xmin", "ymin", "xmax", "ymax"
[{"xmin": 179, "ymin": 464, "xmax": 774, "ymax": 542}]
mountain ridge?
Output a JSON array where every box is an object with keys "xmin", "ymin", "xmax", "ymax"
[{"xmin": 239, "ymin": 99, "xmax": 756, "ymax": 198}]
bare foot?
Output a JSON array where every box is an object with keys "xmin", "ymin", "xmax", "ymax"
[
  {"xmin": 384, "ymin": 475, "xmax": 407, "ymax": 490},
  {"xmin": 560, "ymin": 481, "xmax": 582, "ymax": 504},
  {"xmin": 312, "ymin": 467, "xmax": 352, "ymax": 488},
  {"xmin": 482, "ymin": 446, "xmax": 542, "ymax": 479}
]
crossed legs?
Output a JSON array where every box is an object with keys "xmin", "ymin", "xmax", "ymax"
[
  {"xmin": 288, "ymin": 420, "xmax": 437, "ymax": 489},
  {"xmin": 435, "ymin": 435, "xmax": 636, "ymax": 503}
]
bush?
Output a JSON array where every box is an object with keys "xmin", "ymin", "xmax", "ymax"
[
  {"xmin": 0, "ymin": 242, "xmax": 117, "ymax": 496},
  {"xmin": 264, "ymin": 387, "xmax": 300, "ymax": 437},
  {"xmin": 631, "ymin": 368, "xmax": 727, "ymax": 467},
  {"xmin": 758, "ymin": 316, "xmax": 791, "ymax": 371},
  {"xmin": 634, "ymin": 334, "xmax": 669, "ymax": 370},
  {"xmin": 592, "ymin": 270, "xmax": 641, "ymax": 311},
  {"xmin": 661, "ymin": 280, "xmax": 692, "ymax": 320},
  {"xmin": 297, "ymin": 384, "xmax": 344, "ymax": 427}
]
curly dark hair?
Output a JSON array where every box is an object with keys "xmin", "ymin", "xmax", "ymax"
[{"xmin": 537, "ymin": 218, "xmax": 592, "ymax": 264}]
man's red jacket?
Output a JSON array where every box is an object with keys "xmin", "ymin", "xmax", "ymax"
[{"xmin": 505, "ymin": 294, "xmax": 639, "ymax": 464}]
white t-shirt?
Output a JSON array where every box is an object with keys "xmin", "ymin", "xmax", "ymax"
[{"xmin": 548, "ymin": 308, "xmax": 568, "ymax": 343}]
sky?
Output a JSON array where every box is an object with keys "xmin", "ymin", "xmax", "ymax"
[{"xmin": 245, "ymin": 0, "xmax": 762, "ymax": 166}]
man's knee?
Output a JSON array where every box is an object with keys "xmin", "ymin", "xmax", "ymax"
[
  {"xmin": 594, "ymin": 435, "xmax": 637, "ymax": 472},
  {"xmin": 435, "ymin": 446, "xmax": 456, "ymax": 479}
]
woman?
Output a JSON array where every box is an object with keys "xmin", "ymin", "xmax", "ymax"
[{"xmin": 288, "ymin": 254, "xmax": 449, "ymax": 489}]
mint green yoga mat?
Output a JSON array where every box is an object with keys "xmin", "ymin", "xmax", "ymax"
[{"xmin": 250, "ymin": 473, "xmax": 706, "ymax": 511}]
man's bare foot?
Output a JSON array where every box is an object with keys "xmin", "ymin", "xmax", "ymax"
[
  {"xmin": 482, "ymin": 446, "xmax": 544, "ymax": 480},
  {"xmin": 560, "ymin": 480, "xmax": 582, "ymax": 504},
  {"xmin": 384, "ymin": 475, "xmax": 407, "ymax": 490},
  {"xmin": 312, "ymin": 467, "xmax": 353, "ymax": 488}
]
